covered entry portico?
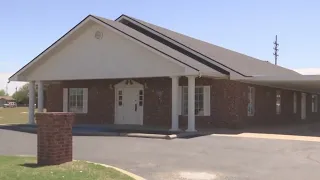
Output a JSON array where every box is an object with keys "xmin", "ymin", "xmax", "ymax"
[{"xmin": 25, "ymin": 75, "xmax": 207, "ymax": 132}]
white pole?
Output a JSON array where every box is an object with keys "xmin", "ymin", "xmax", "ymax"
[
  {"xmin": 186, "ymin": 76, "xmax": 196, "ymax": 132},
  {"xmin": 37, "ymin": 81, "xmax": 44, "ymax": 112},
  {"xmin": 170, "ymin": 76, "xmax": 179, "ymax": 131},
  {"xmin": 28, "ymin": 81, "xmax": 35, "ymax": 124}
]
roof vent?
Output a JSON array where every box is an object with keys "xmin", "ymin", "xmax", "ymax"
[{"xmin": 95, "ymin": 31, "xmax": 103, "ymax": 40}]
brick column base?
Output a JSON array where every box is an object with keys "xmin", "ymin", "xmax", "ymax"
[{"xmin": 36, "ymin": 112, "xmax": 75, "ymax": 165}]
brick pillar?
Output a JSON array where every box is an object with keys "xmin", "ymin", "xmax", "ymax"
[{"xmin": 36, "ymin": 112, "xmax": 74, "ymax": 165}]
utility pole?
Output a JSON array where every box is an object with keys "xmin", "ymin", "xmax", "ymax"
[{"xmin": 273, "ymin": 35, "xmax": 279, "ymax": 65}]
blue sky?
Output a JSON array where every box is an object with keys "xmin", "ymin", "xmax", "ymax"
[{"xmin": 0, "ymin": 0, "xmax": 319, "ymax": 94}]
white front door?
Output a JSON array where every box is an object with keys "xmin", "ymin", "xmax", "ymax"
[
  {"xmin": 301, "ymin": 93, "xmax": 307, "ymax": 120},
  {"xmin": 115, "ymin": 87, "xmax": 143, "ymax": 125}
]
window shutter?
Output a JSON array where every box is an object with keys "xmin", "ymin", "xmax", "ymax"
[
  {"xmin": 178, "ymin": 86, "xmax": 182, "ymax": 115},
  {"xmin": 63, "ymin": 88, "xmax": 68, "ymax": 112},
  {"xmin": 83, "ymin": 88, "xmax": 88, "ymax": 113},
  {"xmin": 204, "ymin": 86, "xmax": 211, "ymax": 116}
]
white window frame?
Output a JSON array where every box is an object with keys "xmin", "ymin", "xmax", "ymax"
[
  {"xmin": 180, "ymin": 86, "xmax": 210, "ymax": 116},
  {"xmin": 276, "ymin": 90, "xmax": 281, "ymax": 114},
  {"xmin": 63, "ymin": 88, "xmax": 88, "ymax": 113},
  {"xmin": 312, "ymin": 94, "xmax": 318, "ymax": 113},
  {"xmin": 293, "ymin": 92, "xmax": 297, "ymax": 114},
  {"xmin": 247, "ymin": 86, "xmax": 255, "ymax": 116}
]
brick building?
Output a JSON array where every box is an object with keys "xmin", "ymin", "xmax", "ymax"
[{"xmin": 9, "ymin": 14, "xmax": 320, "ymax": 131}]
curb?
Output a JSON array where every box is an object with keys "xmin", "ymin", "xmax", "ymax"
[
  {"xmin": 120, "ymin": 133, "xmax": 168, "ymax": 139},
  {"xmin": 170, "ymin": 132, "xmax": 206, "ymax": 139},
  {"xmin": 213, "ymin": 133, "xmax": 320, "ymax": 142},
  {"xmin": 1, "ymin": 126, "xmax": 182, "ymax": 140},
  {"xmin": 80, "ymin": 160, "xmax": 145, "ymax": 180},
  {"xmin": 166, "ymin": 134, "xmax": 178, "ymax": 139},
  {"xmin": 73, "ymin": 131, "xmax": 119, "ymax": 136},
  {"xmin": 0, "ymin": 123, "xmax": 25, "ymax": 126},
  {"xmin": 13, "ymin": 156, "xmax": 145, "ymax": 180}
]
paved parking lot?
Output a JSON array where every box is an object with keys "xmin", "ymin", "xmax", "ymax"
[{"xmin": 1, "ymin": 129, "xmax": 320, "ymax": 180}]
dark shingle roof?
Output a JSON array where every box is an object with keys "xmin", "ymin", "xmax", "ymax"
[{"xmin": 121, "ymin": 15, "xmax": 301, "ymax": 78}]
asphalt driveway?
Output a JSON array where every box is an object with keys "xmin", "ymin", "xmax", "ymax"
[{"xmin": 0, "ymin": 129, "xmax": 320, "ymax": 180}]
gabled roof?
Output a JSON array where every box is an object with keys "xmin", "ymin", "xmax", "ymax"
[
  {"xmin": 93, "ymin": 15, "xmax": 227, "ymax": 77},
  {"xmin": 116, "ymin": 15, "xmax": 301, "ymax": 79},
  {"xmin": 10, "ymin": 15, "xmax": 226, "ymax": 81}
]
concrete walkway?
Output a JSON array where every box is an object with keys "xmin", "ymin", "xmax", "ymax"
[{"xmin": 0, "ymin": 124, "xmax": 198, "ymax": 139}]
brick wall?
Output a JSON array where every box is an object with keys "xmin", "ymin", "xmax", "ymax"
[
  {"xmin": 243, "ymin": 83, "xmax": 300, "ymax": 126},
  {"xmin": 46, "ymin": 78, "xmax": 172, "ymax": 126},
  {"xmin": 46, "ymin": 83, "xmax": 63, "ymax": 112},
  {"xmin": 45, "ymin": 77, "xmax": 320, "ymax": 129},
  {"xmin": 36, "ymin": 112, "xmax": 74, "ymax": 165}
]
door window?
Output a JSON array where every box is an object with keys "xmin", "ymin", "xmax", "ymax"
[
  {"xmin": 118, "ymin": 90, "xmax": 123, "ymax": 106},
  {"xmin": 139, "ymin": 90, "xmax": 143, "ymax": 106}
]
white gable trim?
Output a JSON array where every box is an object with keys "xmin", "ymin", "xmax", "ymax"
[
  {"xmin": 9, "ymin": 16, "xmax": 93, "ymax": 81},
  {"xmin": 24, "ymin": 22, "xmax": 195, "ymax": 81},
  {"xmin": 10, "ymin": 15, "xmax": 203, "ymax": 82}
]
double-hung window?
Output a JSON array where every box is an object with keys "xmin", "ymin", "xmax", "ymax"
[
  {"xmin": 180, "ymin": 86, "xmax": 210, "ymax": 116},
  {"xmin": 276, "ymin": 90, "xmax": 281, "ymax": 114},
  {"xmin": 312, "ymin": 95, "xmax": 318, "ymax": 113},
  {"xmin": 63, "ymin": 88, "xmax": 88, "ymax": 113}
]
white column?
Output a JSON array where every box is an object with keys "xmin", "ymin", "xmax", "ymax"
[
  {"xmin": 28, "ymin": 81, "xmax": 35, "ymax": 124},
  {"xmin": 37, "ymin": 81, "xmax": 44, "ymax": 112},
  {"xmin": 186, "ymin": 76, "xmax": 196, "ymax": 132},
  {"xmin": 170, "ymin": 76, "xmax": 180, "ymax": 131}
]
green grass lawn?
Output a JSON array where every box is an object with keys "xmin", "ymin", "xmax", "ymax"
[
  {"xmin": 0, "ymin": 107, "xmax": 29, "ymax": 124},
  {"xmin": 0, "ymin": 156, "xmax": 134, "ymax": 180}
]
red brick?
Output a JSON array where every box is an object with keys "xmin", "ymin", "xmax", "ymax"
[
  {"xmin": 36, "ymin": 112, "xmax": 74, "ymax": 165},
  {"xmin": 45, "ymin": 78, "xmax": 320, "ymax": 129}
]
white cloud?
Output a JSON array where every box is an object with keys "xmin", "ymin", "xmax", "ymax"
[
  {"xmin": 0, "ymin": 73, "xmax": 26, "ymax": 95},
  {"xmin": 293, "ymin": 68, "xmax": 320, "ymax": 75}
]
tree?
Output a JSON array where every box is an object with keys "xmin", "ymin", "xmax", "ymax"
[
  {"xmin": 12, "ymin": 84, "xmax": 29, "ymax": 104},
  {"xmin": 0, "ymin": 89, "xmax": 8, "ymax": 96},
  {"xmin": 12, "ymin": 83, "xmax": 41, "ymax": 105}
]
